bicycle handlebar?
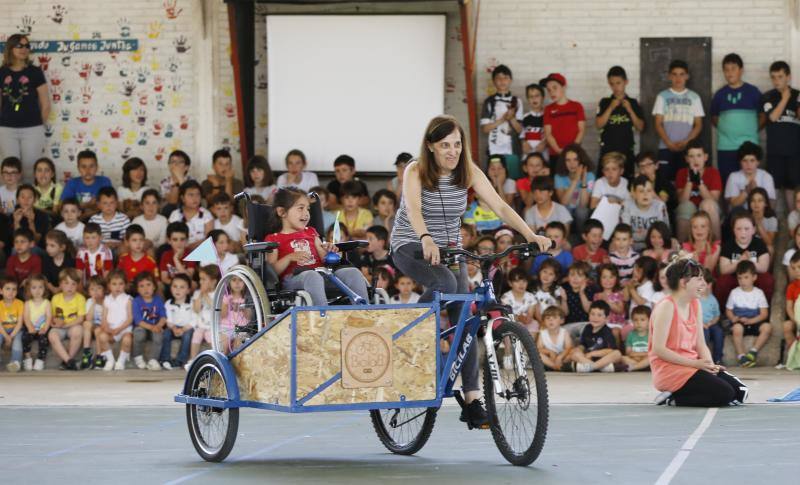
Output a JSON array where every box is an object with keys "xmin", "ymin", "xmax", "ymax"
[{"xmin": 440, "ymin": 240, "xmax": 555, "ymax": 264}]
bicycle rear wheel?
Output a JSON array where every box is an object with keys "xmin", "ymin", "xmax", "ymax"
[
  {"xmin": 370, "ymin": 406, "xmax": 438, "ymax": 455},
  {"xmin": 483, "ymin": 318, "xmax": 548, "ymax": 466}
]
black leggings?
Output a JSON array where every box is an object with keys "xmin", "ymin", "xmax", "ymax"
[
  {"xmin": 22, "ymin": 328, "xmax": 50, "ymax": 360},
  {"xmin": 672, "ymin": 370, "xmax": 748, "ymax": 407},
  {"xmin": 393, "ymin": 242, "xmax": 479, "ymax": 392}
]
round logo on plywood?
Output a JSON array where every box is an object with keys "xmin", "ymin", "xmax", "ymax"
[{"xmin": 341, "ymin": 328, "xmax": 392, "ymax": 388}]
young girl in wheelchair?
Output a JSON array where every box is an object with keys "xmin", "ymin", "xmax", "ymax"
[{"xmin": 265, "ymin": 187, "xmax": 369, "ymax": 306}]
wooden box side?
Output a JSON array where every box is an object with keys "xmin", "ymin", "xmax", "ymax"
[
  {"xmin": 295, "ymin": 308, "xmax": 437, "ymax": 406},
  {"xmin": 230, "ymin": 315, "xmax": 292, "ymax": 405}
]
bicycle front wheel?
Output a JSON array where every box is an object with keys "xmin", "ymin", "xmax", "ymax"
[
  {"xmin": 483, "ymin": 319, "xmax": 548, "ymax": 466},
  {"xmin": 370, "ymin": 406, "xmax": 438, "ymax": 455}
]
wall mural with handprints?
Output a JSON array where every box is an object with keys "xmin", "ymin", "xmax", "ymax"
[{"xmin": 0, "ymin": 0, "xmax": 197, "ymax": 185}]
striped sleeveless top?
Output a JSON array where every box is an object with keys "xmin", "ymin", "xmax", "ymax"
[{"xmin": 391, "ymin": 173, "xmax": 467, "ymax": 252}]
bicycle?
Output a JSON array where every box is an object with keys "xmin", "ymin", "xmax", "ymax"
[{"xmin": 176, "ymin": 240, "xmax": 549, "ymax": 466}]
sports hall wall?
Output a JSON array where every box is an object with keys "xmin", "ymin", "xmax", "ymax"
[
  {"xmin": 474, "ymin": 0, "xmax": 799, "ymax": 158},
  {"xmin": 0, "ymin": 0, "xmax": 240, "ymax": 184}
]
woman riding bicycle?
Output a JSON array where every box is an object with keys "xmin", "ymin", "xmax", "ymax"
[{"xmin": 391, "ymin": 115, "xmax": 552, "ymax": 428}]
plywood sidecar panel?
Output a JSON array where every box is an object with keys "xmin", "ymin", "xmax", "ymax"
[{"xmin": 229, "ymin": 306, "xmax": 438, "ymax": 408}]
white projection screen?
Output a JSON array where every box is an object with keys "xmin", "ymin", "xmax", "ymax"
[{"xmin": 267, "ymin": 15, "xmax": 446, "ymax": 174}]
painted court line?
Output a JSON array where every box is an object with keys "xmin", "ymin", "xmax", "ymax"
[{"xmin": 654, "ymin": 408, "xmax": 717, "ymax": 485}]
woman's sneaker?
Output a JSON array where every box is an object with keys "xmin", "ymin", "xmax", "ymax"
[
  {"xmin": 161, "ymin": 361, "xmax": 173, "ymax": 371},
  {"xmin": 93, "ymin": 355, "xmax": 106, "ymax": 369},
  {"xmin": 146, "ymin": 359, "xmax": 161, "ymax": 371},
  {"xmin": 103, "ymin": 356, "xmax": 116, "ymax": 371},
  {"xmin": 134, "ymin": 355, "xmax": 146, "ymax": 370},
  {"xmin": 6, "ymin": 361, "xmax": 21, "ymax": 373},
  {"xmin": 23, "ymin": 358, "xmax": 33, "ymax": 371},
  {"xmin": 573, "ymin": 362, "xmax": 593, "ymax": 373},
  {"xmin": 184, "ymin": 359, "xmax": 194, "ymax": 371},
  {"xmin": 33, "ymin": 359, "xmax": 45, "ymax": 371},
  {"xmin": 459, "ymin": 399, "xmax": 489, "ymax": 429}
]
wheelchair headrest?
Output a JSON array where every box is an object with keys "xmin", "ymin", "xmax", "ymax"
[
  {"xmin": 308, "ymin": 191, "xmax": 326, "ymax": 239},
  {"xmin": 244, "ymin": 198, "xmax": 275, "ymax": 242}
]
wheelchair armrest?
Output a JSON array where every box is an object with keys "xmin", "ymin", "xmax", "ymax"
[
  {"xmin": 244, "ymin": 241, "xmax": 279, "ymax": 253},
  {"xmin": 335, "ymin": 240, "xmax": 368, "ymax": 252}
]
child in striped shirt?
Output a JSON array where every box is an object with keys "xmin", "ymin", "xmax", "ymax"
[{"xmin": 88, "ymin": 187, "xmax": 130, "ymax": 252}]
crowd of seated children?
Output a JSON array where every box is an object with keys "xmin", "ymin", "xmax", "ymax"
[{"xmin": 4, "ymin": 55, "xmax": 800, "ymax": 374}]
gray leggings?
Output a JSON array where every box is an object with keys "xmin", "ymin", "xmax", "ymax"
[
  {"xmin": 0, "ymin": 125, "xmax": 46, "ymax": 180},
  {"xmin": 284, "ymin": 267, "xmax": 369, "ymax": 306},
  {"xmin": 393, "ymin": 243, "xmax": 479, "ymax": 392}
]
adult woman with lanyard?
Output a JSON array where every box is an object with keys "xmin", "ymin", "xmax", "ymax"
[
  {"xmin": 0, "ymin": 34, "xmax": 50, "ymax": 179},
  {"xmin": 649, "ymin": 254, "xmax": 748, "ymax": 406},
  {"xmin": 392, "ymin": 115, "xmax": 552, "ymax": 427}
]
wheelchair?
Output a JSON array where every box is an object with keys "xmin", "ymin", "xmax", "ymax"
[{"xmin": 208, "ymin": 191, "xmax": 390, "ymax": 354}]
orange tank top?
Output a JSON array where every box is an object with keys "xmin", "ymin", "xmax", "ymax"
[{"xmin": 648, "ymin": 296, "xmax": 699, "ymax": 392}]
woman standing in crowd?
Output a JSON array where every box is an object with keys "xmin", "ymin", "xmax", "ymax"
[
  {"xmin": 391, "ymin": 115, "xmax": 551, "ymax": 427},
  {"xmin": 649, "ymin": 255, "xmax": 748, "ymax": 406},
  {"xmin": 0, "ymin": 34, "xmax": 50, "ymax": 179}
]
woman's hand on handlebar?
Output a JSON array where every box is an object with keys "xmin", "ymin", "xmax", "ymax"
[
  {"xmin": 527, "ymin": 233, "xmax": 554, "ymax": 254},
  {"xmin": 422, "ymin": 237, "xmax": 440, "ymax": 265}
]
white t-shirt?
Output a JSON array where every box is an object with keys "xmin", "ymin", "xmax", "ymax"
[
  {"xmin": 214, "ymin": 215, "xmax": 246, "ymax": 243},
  {"xmin": 501, "ymin": 290, "xmax": 537, "ymax": 316},
  {"xmin": 220, "ymin": 252, "xmax": 240, "ymax": 273},
  {"xmin": 244, "ymin": 185, "xmax": 277, "ymax": 202},
  {"xmin": 539, "ymin": 327, "xmax": 567, "ymax": 353},
  {"xmin": 524, "ymin": 202, "xmax": 573, "ymax": 231},
  {"xmin": 165, "ymin": 299, "xmax": 194, "ymax": 328},
  {"xmin": 55, "ymin": 221, "xmax": 85, "ymax": 247},
  {"xmin": 276, "ymin": 171, "xmax": 319, "ymax": 192},
  {"xmin": 783, "ymin": 248, "xmax": 796, "ymax": 267},
  {"xmin": 103, "ymin": 293, "xmax": 131, "ymax": 329},
  {"xmin": 533, "ymin": 287, "xmax": 564, "ymax": 314},
  {"xmin": 723, "ymin": 169, "xmax": 776, "ymax": 204},
  {"xmin": 86, "ymin": 297, "xmax": 104, "ymax": 326},
  {"xmin": 591, "ymin": 177, "xmax": 630, "ymax": 204},
  {"xmin": 168, "ymin": 208, "xmax": 213, "ymax": 244},
  {"xmin": 390, "ymin": 292, "xmax": 421, "ymax": 304},
  {"xmin": 132, "ymin": 214, "xmax": 168, "ymax": 247},
  {"xmin": 788, "ymin": 210, "xmax": 800, "ymax": 234},
  {"xmin": 192, "ymin": 290, "xmax": 213, "ymax": 330},
  {"xmin": 499, "ymin": 178, "xmax": 516, "ymax": 195},
  {"xmin": 0, "ymin": 185, "xmax": 16, "ymax": 215},
  {"xmin": 650, "ymin": 291, "xmax": 668, "ymax": 307},
  {"xmin": 632, "ymin": 280, "xmax": 656, "ymax": 317},
  {"xmin": 726, "ymin": 287, "xmax": 768, "ymax": 313},
  {"xmin": 117, "ymin": 186, "xmax": 150, "ymax": 202}
]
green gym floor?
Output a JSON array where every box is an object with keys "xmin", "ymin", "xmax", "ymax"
[{"xmin": 2, "ymin": 403, "xmax": 798, "ymax": 484}]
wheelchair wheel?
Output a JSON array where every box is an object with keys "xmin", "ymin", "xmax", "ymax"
[
  {"xmin": 185, "ymin": 354, "xmax": 239, "ymax": 462},
  {"xmin": 370, "ymin": 406, "xmax": 438, "ymax": 455},
  {"xmin": 213, "ymin": 265, "xmax": 269, "ymax": 355},
  {"xmin": 483, "ymin": 318, "xmax": 548, "ymax": 466}
]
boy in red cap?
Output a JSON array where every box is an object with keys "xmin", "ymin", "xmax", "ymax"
[{"xmin": 542, "ymin": 73, "xmax": 585, "ymax": 159}]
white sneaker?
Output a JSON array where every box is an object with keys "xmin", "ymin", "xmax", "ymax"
[
  {"xmin": 601, "ymin": 363, "xmax": 615, "ymax": 373},
  {"xmin": 775, "ymin": 363, "xmax": 786, "ymax": 370},
  {"xmin": 184, "ymin": 359, "xmax": 193, "ymax": 371},
  {"xmin": 146, "ymin": 359, "xmax": 161, "ymax": 371},
  {"xmin": 103, "ymin": 356, "xmax": 116, "ymax": 371},
  {"xmin": 113, "ymin": 358, "xmax": 125, "ymax": 371},
  {"xmin": 654, "ymin": 391, "xmax": 673, "ymax": 405},
  {"xmin": 134, "ymin": 355, "xmax": 146, "ymax": 369},
  {"xmin": 575, "ymin": 362, "xmax": 593, "ymax": 373},
  {"xmin": 23, "ymin": 357, "xmax": 33, "ymax": 371},
  {"xmin": 162, "ymin": 361, "xmax": 173, "ymax": 370},
  {"xmin": 33, "ymin": 359, "xmax": 45, "ymax": 371},
  {"xmin": 6, "ymin": 361, "xmax": 21, "ymax": 373}
]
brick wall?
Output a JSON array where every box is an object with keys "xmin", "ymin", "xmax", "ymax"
[
  {"xmin": 474, "ymin": 0, "xmax": 795, "ymax": 158},
  {"xmin": 0, "ymin": 0, "xmax": 209, "ymax": 184}
]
